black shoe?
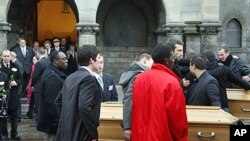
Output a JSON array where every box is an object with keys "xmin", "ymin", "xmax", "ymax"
[{"xmin": 11, "ymin": 134, "xmax": 21, "ymax": 140}]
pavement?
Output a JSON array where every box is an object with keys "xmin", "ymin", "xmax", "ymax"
[
  {"xmin": 5, "ymin": 117, "xmax": 44, "ymax": 141},
  {"xmin": 3, "ymin": 98, "xmax": 45, "ymax": 141}
]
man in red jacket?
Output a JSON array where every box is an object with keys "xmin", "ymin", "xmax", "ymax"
[{"xmin": 131, "ymin": 44, "xmax": 188, "ymax": 141}]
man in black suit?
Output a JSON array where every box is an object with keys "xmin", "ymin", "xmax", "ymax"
[
  {"xmin": 1, "ymin": 50, "xmax": 22, "ymax": 140},
  {"xmin": 44, "ymin": 40, "xmax": 52, "ymax": 57},
  {"xmin": 94, "ymin": 55, "xmax": 118, "ymax": 102},
  {"xmin": 25, "ymin": 47, "xmax": 49, "ymax": 119},
  {"xmin": 55, "ymin": 45, "xmax": 101, "ymax": 141},
  {"xmin": 186, "ymin": 55, "xmax": 221, "ymax": 106},
  {"xmin": 12, "ymin": 38, "xmax": 35, "ymax": 97},
  {"xmin": 37, "ymin": 51, "xmax": 68, "ymax": 141},
  {"xmin": 51, "ymin": 38, "xmax": 66, "ymax": 54}
]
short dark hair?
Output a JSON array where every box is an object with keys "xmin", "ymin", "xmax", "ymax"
[
  {"xmin": 190, "ymin": 55, "xmax": 207, "ymax": 70},
  {"xmin": 50, "ymin": 51, "xmax": 60, "ymax": 63},
  {"xmin": 203, "ymin": 51, "xmax": 216, "ymax": 61},
  {"xmin": 151, "ymin": 44, "xmax": 172, "ymax": 64},
  {"xmin": 166, "ymin": 38, "xmax": 183, "ymax": 50},
  {"xmin": 77, "ymin": 45, "xmax": 100, "ymax": 66},
  {"xmin": 44, "ymin": 40, "xmax": 51, "ymax": 45}
]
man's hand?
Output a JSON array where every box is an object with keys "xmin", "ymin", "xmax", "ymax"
[
  {"xmin": 182, "ymin": 78, "xmax": 190, "ymax": 87},
  {"xmin": 91, "ymin": 139, "xmax": 97, "ymax": 141},
  {"xmin": 242, "ymin": 75, "xmax": 250, "ymax": 82},
  {"xmin": 10, "ymin": 80, "xmax": 17, "ymax": 86},
  {"xmin": 124, "ymin": 129, "xmax": 131, "ymax": 140}
]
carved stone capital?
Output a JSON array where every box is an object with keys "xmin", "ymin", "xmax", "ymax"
[
  {"xmin": 76, "ymin": 23, "xmax": 99, "ymax": 34},
  {"xmin": 0, "ymin": 22, "xmax": 11, "ymax": 31},
  {"xmin": 197, "ymin": 23, "xmax": 222, "ymax": 35},
  {"xmin": 162, "ymin": 23, "xmax": 187, "ymax": 35}
]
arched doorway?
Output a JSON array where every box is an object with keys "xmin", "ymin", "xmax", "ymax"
[
  {"xmin": 7, "ymin": 0, "xmax": 78, "ymax": 47},
  {"xmin": 96, "ymin": 0, "xmax": 166, "ymax": 83},
  {"xmin": 37, "ymin": 0, "xmax": 77, "ymax": 42}
]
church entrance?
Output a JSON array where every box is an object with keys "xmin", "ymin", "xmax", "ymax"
[{"xmin": 7, "ymin": 0, "xmax": 78, "ymax": 46}]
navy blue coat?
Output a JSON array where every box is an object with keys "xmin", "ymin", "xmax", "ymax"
[{"xmin": 186, "ymin": 71, "xmax": 221, "ymax": 106}]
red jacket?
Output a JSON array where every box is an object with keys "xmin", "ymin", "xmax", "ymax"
[{"xmin": 131, "ymin": 63, "xmax": 188, "ymax": 141}]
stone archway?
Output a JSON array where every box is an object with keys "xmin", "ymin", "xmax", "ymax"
[
  {"xmin": 6, "ymin": 0, "xmax": 78, "ymax": 48},
  {"xmin": 94, "ymin": 0, "xmax": 166, "ymax": 83}
]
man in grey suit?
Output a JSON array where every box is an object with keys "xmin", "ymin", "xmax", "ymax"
[
  {"xmin": 12, "ymin": 38, "xmax": 35, "ymax": 97},
  {"xmin": 186, "ymin": 55, "xmax": 221, "ymax": 106}
]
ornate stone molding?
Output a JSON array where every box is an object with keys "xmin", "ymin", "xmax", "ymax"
[
  {"xmin": 197, "ymin": 23, "xmax": 222, "ymax": 35},
  {"xmin": 162, "ymin": 23, "xmax": 187, "ymax": 35},
  {"xmin": 76, "ymin": 23, "xmax": 99, "ymax": 34},
  {"xmin": 0, "ymin": 22, "xmax": 11, "ymax": 31}
]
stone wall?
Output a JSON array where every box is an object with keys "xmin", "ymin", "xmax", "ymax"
[{"xmin": 100, "ymin": 46, "xmax": 150, "ymax": 84}]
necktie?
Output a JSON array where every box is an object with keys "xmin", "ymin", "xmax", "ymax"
[
  {"xmin": 22, "ymin": 47, "xmax": 26, "ymax": 56},
  {"xmin": 6, "ymin": 63, "xmax": 9, "ymax": 68},
  {"xmin": 97, "ymin": 76, "xmax": 104, "ymax": 90}
]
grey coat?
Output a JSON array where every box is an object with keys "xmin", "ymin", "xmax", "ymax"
[{"xmin": 119, "ymin": 63, "xmax": 149, "ymax": 129}]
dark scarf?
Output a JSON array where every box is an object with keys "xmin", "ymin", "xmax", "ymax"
[{"xmin": 221, "ymin": 54, "xmax": 233, "ymax": 66}]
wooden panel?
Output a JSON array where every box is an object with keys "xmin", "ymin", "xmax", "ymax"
[
  {"xmin": 228, "ymin": 100, "xmax": 250, "ymax": 119},
  {"xmin": 227, "ymin": 88, "xmax": 250, "ymax": 119},
  {"xmin": 187, "ymin": 108, "xmax": 238, "ymax": 124},
  {"xmin": 188, "ymin": 124, "xmax": 229, "ymax": 141},
  {"xmin": 98, "ymin": 104, "xmax": 239, "ymax": 140},
  {"xmin": 98, "ymin": 120, "xmax": 124, "ymax": 140}
]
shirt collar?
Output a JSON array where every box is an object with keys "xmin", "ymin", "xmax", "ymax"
[{"xmin": 80, "ymin": 66, "xmax": 95, "ymax": 76}]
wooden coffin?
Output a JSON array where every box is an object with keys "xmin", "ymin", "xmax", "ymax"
[
  {"xmin": 98, "ymin": 103, "xmax": 238, "ymax": 141},
  {"xmin": 227, "ymin": 88, "xmax": 250, "ymax": 119},
  {"xmin": 187, "ymin": 106, "xmax": 238, "ymax": 141},
  {"xmin": 98, "ymin": 102, "xmax": 123, "ymax": 141}
]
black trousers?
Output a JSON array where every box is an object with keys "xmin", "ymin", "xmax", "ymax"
[
  {"xmin": 27, "ymin": 92, "xmax": 35, "ymax": 118},
  {"xmin": 22, "ymin": 73, "xmax": 30, "ymax": 97},
  {"xmin": 2, "ymin": 108, "xmax": 19, "ymax": 136}
]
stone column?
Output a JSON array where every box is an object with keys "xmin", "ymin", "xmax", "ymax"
[
  {"xmin": 0, "ymin": 22, "xmax": 11, "ymax": 52},
  {"xmin": 183, "ymin": 21, "xmax": 202, "ymax": 53},
  {"xmin": 197, "ymin": 23, "xmax": 222, "ymax": 53},
  {"xmin": 76, "ymin": 23, "xmax": 99, "ymax": 46}
]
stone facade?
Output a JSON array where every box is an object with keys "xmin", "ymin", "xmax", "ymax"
[{"xmin": 1, "ymin": 0, "xmax": 250, "ymax": 83}]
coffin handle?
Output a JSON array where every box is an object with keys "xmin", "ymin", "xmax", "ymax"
[
  {"xmin": 241, "ymin": 106, "xmax": 250, "ymax": 112},
  {"xmin": 197, "ymin": 132, "xmax": 215, "ymax": 138}
]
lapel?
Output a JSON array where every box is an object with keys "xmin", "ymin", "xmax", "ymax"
[
  {"xmin": 188, "ymin": 72, "xmax": 207, "ymax": 103},
  {"xmin": 102, "ymin": 74, "xmax": 108, "ymax": 93}
]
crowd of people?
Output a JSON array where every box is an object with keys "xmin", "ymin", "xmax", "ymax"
[{"xmin": 0, "ymin": 37, "xmax": 250, "ymax": 141}]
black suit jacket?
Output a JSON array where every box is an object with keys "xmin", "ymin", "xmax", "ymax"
[
  {"xmin": 55, "ymin": 68, "xmax": 101, "ymax": 141},
  {"xmin": 102, "ymin": 73, "xmax": 118, "ymax": 102},
  {"xmin": 1, "ymin": 61, "xmax": 22, "ymax": 109},
  {"xmin": 32, "ymin": 57, "xmax": 49, "ymax": 92},
  {"xmin": 51, "ymin": 47, "xmax": 66, "ymax": 54},
  {"xmin": 12, "ymin": 46, "xmax": 35, "ymax": 75},
  {"xmin": 186, "ymin": 71, "xmax": 221, "ymax": 106}
]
